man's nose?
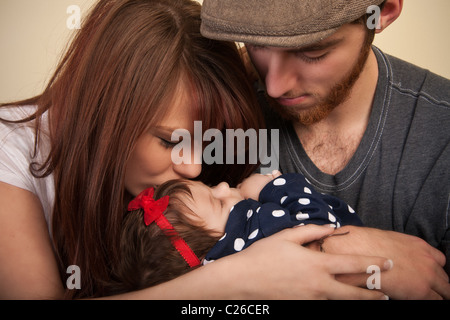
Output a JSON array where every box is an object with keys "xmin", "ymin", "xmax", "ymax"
[{"xmin": 265, "ymin": 53, "xmax": 298, "ymax": 99}]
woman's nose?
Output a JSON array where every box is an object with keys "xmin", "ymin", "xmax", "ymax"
[
  {"xmin": 173, "ymin": 162, "xmax": 202, "ymax": 179},
  {"xmin": 172, "ymin": 139, "xmax": 202, "ymax": 179}
]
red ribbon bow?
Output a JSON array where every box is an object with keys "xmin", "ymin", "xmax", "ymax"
[
  {"xmin": 128, "ymin": 188, "xmax": 201, "ymax": 268},
  {"xmin": 128, "ymin": 188, "xmax": 170, "ymax": 226}
]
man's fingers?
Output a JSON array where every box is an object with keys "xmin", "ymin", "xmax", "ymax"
[
  {"xmin": 432, "ymin": 276, "xmax": 450, "ymax": 300},
  {"xmin": 428, "ymin": 246, "xmax": 446, "ymax": 267}
]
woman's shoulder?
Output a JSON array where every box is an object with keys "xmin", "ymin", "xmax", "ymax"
[
  {"xmin": 0, "ymin": 105, "xmax": 49, "ymax": 141},
  {"xmin": 0, "ymin": 105, "xmax": 39, "ymax": 147},
  {"xmin": 0, "ymin": 105, "xmax": 54, "ymax": 225},
  {"xmin": 0, "ymin": 104, "xmax": 39, "ymax": 120}
]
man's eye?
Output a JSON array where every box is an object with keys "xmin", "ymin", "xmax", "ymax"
[{"xmin": 296, "ymin": 51, "xmax": 328, "ymax": 63}]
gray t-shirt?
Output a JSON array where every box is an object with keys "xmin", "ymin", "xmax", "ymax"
[{"xmin": 259, "ymin": 46, "xmax": 450, "ymax": 273}]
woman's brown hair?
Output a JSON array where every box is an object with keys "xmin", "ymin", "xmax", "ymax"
[
  {"xmin": 1, "ymin": 0, "xmax": 263, "ymax": 298},
  {"xmin": 105, "ymin": 180, "xmax": 220, "ymax": 295}
]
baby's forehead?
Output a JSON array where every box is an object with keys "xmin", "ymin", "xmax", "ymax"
[
  {"xmin": 181, "ymin": 180, "xmax": 211, "ymax": 198},
  {"xmin": 186, "ymin": 180, "xmax": 210, "ymax": 189}
]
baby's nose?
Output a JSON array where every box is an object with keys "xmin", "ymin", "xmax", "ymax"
[{"xmin": 211, "ymin": 182, "xmax": 230, "ymax": 198}]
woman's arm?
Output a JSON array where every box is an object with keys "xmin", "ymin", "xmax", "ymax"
[
  {"xmin": 106, "ymin": 225, "xmax": 391, "ymax": 300},
  {"xmin": 0, "ymin": 182, "xmax": 64, "ymax": 299},
  {"xmin": 0, "ymin": 182, "xmax": 390, "ymax": 300}
]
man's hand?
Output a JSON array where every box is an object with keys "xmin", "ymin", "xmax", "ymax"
[{"xmin": 321, "ymin": 226, "xmax": 450, "ymax": 299}]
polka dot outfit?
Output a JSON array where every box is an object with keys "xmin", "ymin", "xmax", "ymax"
[{"xmin": 203, "ymin": 173, "xmax": 362, "ymax": 264}]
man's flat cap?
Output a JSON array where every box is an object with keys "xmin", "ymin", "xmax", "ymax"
[{"xmin": 201, "ymin": 0, "xmax": 385, "ymax": 47}]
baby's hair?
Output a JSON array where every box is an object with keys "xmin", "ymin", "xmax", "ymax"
[{"xmin": 105, "ymin": 179, "xmax": 220, "ymax": 295}]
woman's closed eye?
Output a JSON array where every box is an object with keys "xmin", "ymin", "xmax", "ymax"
[{"xmin": 158, "ymin": 137, "xmax": 178, "ymax": 149}]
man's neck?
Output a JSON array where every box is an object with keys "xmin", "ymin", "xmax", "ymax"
[{"xmin": 293, "ymin": 50, "xmax": 379, "ymax": 175}]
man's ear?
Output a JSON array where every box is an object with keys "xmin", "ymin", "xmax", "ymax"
[{"xmin": 376, "ymin": 0, "xmax": 404, "ymax": 34}]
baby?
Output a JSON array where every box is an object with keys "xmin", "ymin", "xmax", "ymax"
[
  {"xmin": 195, "ymin": 171, "xmax": 362, "ymax": 263},
  {"xmin": 105, "ymin": 171, "xmax": 362, "ymax": 295}
]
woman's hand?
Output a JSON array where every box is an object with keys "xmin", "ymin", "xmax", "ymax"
[{"xmin": 114, "ymin": 224, "xmax": 393, "ymax": 300}]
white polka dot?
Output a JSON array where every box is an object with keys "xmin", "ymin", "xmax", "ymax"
[
  {"xmin": 273, "ymin": 178, "xmax": 286, "ymax": 186},
  {"xmin": 234, "ymin": 238, "xmax": 245, "ymax": 251},
  {"xmin": 248, "ymin": 229, "xmax": 259, "ymax": 240},
  {"xmin": 202, "ymin": 259, "xmax": 214, "ymax": 266},
  {"xmin": 328, "ymin": 212, "xmax": 336, "ymax": 223},
  {"xmin": 256, "ymin": 206, "xmax": 261, "ymax": 213},
  {"xmin": 298, "ymin": 198, "xmax": 310, "ymax": 205},
  {"xmin": 272, "ymin": 210, "xmax": 285, "ymax": 217},
  {"xmin": 219, "ymin": 233, "xmax": 227, "ymax": 241},
  {"xmin": 304, "ymin": 187, "xmax": 312, "ymax": 194},
  {"xmin": 280, "ymin": 196, "xmax": 288, "ymax": 204},
  {"xmin": 296, "ymin": 212, "xmax": 310, "ymax": 220},
  {"xmin": 247, "ymin": 209, "xmax": 253, "ymax": 220},
  {"xmin": 348, "ymin": 205, "xmax": 355, "ymax": 213},
  {"xmin": 230, "ymin": 206, "xmax": 234, "ymax": 213}
]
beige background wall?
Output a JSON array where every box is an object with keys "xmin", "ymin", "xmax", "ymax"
[{"xmin": 1, "ymin": 0, "xmax": 449, "ymax": 103}]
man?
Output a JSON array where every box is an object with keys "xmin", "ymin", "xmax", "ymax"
[{"xmin": 201, "ymin": 0, "xmax": 450, "ymax": 299}]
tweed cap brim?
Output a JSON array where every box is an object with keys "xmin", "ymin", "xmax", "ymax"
[{"xmin": 201, "ymin": 0, "xmax": 385, "ymax": 48}]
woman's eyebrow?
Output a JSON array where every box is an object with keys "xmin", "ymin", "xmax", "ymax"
[
  {"xmin": 152, "ymin": 126, "xmax": 190, "ymax": 139},
  {"xmin": 153, "ymin": 126, "xmax": 179, "ymax": 134}
]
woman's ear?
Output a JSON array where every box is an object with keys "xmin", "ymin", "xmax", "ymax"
[{"xmin": 376, "ymin": 0, "xmax": 404, "ymax": 34}]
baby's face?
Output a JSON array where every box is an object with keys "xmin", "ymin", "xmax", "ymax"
[
  {"xmin": 183, "ymin": 181, "xmax": 245, "ymax": 235},
  {"xmin": 182, "ymin": 171, "xmax": 282, "ymax": 235}
]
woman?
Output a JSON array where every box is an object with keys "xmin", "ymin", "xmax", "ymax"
[{"xmin": 0, "ymin": 0, "xmax": 389, "ymax": 300}]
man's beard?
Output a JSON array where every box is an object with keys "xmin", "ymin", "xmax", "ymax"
[{"xmin": 268, "ymin": 35, "xmax": 373, "ymax": 126}]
